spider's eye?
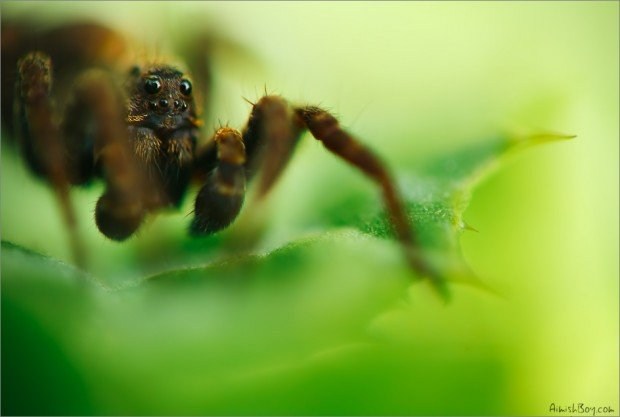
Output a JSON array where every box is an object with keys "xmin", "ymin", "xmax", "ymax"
[
  {"xmin": 179, "ymin": 79, "xmax": 192, "ymax": 96},
  {"xmin": 144, "ymin": 77, "xmax": 161, "ymax": 95}
]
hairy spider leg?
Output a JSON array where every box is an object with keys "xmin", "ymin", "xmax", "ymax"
[
  {"xmin": 295, "ymin": 105, "xmax": 445, "ymax": 292},
  {"xmin": 191, "ymin": 127, "xmax": 246, "ymax": 235},
  {"xmin": 66, "ymin": 70, "xmax": 149, "ymax": 241},
  {"xmin": 242, "ymin": 95, "xmax": 304, "ymax": 199},
  {"xmin": 14, "ymin": 52, "xmax": 86, "ymax": 267}
]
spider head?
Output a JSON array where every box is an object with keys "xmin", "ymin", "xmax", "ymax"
[{"xmin": 127, "ymin": 65, "xmax": 197, "ymax": 132}]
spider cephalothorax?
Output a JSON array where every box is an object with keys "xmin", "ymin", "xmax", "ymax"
[
  {"xmin": 2, "ymin": 20, "xmax": 427, "ymax": 280},
  {"xmin": 123, "ymin": 66, "xmax": 203, "ymax": 220}
]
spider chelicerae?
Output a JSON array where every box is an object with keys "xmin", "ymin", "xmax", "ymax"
[{"xmin": 2, "ymin": 19, "xmax": 433, "ymax": 284}]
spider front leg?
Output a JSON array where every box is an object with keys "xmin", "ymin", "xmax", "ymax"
[
  {"xmin": 190, "ymin": 127, "xmax": 247, "ymax": 235},
  {"xmin": 65, "ymin": 70, "xmax": 149, "ymax": 241},
  {"xmin": 242, "ymin": 96, "xmax": 304, "ymax": 199},
  {"xmin": 237, "ymin": 95, "xmax": 441, "ymax": 288}
]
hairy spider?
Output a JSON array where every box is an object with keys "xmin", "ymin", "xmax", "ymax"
[{"xmin": 2, "ymin": 20, "xmax": 432, "ymax": 282}]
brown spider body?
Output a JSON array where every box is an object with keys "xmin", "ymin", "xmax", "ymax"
[
  {"xmin": 124, "ymin": 65, "xmax": 201, "ymax": 209},
  {"xmin": 2, "ymin": 19, "xmax": 433, "ymax": 285}
]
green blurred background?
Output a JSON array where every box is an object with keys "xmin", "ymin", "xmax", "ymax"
[{"xmin": 1, "ymin": 1, "xmax": 618, "ymax": 415}]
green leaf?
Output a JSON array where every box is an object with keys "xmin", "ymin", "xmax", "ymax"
[{"xmin": 1, "ymin": 130, "xmax": 570, "ymax": 415}]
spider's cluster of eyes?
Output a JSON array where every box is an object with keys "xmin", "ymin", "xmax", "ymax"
[{"xmin": 143, "ymin": 76, "xmax": 192, "ymax": 112}]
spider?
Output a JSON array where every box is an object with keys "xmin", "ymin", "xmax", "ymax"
[{"xmin": 2, "ymin": 19, "xmax": 434, "ymax": 285}]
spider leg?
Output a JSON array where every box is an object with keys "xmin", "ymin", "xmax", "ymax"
[
  {"xmin": 294, "ymin": 105, "xmax": 441, "ymax": 287},
  {"xmin": 236, "ymin": 95, "xmax": 441, "ymax": 286},
  {"xmin": 231, "ymin": 96, "xmax": 435, "ymax": 283},
  {"xmin": 242, "ymin": 96, "xmax": 304, "ymax": 199},
  {"xmin": 67, "ymin": 70, "xmax": 148, "ymax": 241},
  {"xmin": 14, "ymin": 52, "xmax": 86, "ymax": 267},
  {"xmin": 190, "ymin": 127, "xmax": 246, "ymax": 236},
  {"xmin": 293, "ymin": 105, "xmax": 413, "ymax": 245},
  {"xmin": 236, "ymin": 96, "xmax": 414, "ymax": 248},
  {"xmin": 3, "ymin": 20, "xmax": 128, "ymax": 139}
]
